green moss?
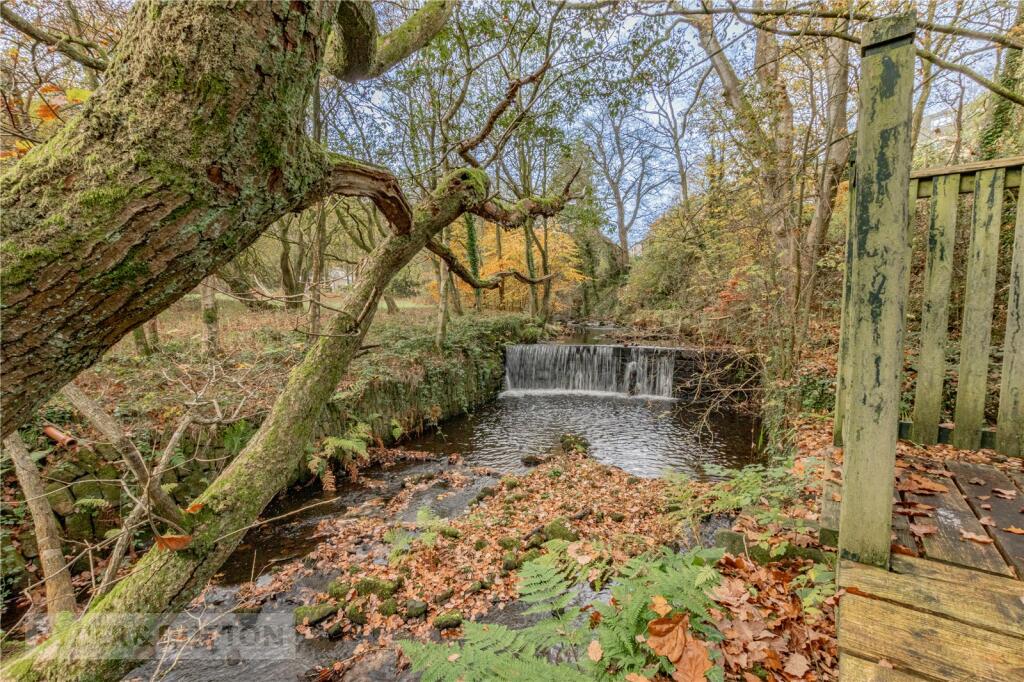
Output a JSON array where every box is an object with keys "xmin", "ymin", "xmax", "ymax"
[
  {"xmin": 378, "ymin": 597, "xmax": 398, "ymax": 616},
  {"xmin": 327, "ymin": 579, "xmax": 350, "ymax": 600},
  {"xmin": 405, "ymin": 598, "xmax": 428, "ymax": 618},
  {"xmin": 354, "ymin": 577, "xmax": 398, "ymax": 598},
  {"xmin": 542, "ymin": 518, "xmax": 578, "ymax": 542},
  {"xmin": 293, "ymin": 602, "xmax": 337, "ymax": 626},
  {"xmin": 501, "ymin": 551, "xmax": 520, "ymax": 571},
  {"xmin": 438, "ymin": 525, "xmax": 461, "ymax": 539},
  {"xmin": 78, "ymin": 185, "xmax": 129, "ymax": 211},
  {"xmin": 433, "ymin": 611, "xmax": 463, "ymax": 630},
  {"xmin": 520, "ymin": 548, "xmax": 542, "ymax": 563},
  {"xmin": 346, "ymin": 603, "xmax": 367, "ymax": 625},
  {"xmin": 497, "ymin": 537, "xmax": 520, "ymax": 551}
]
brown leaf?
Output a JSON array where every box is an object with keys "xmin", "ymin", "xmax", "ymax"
[
  {"xmin": 1003, "ymin": 526, "xmax": 1024, "ymax": 535},
  {"xmin": 155, "ymin": 534, "xmax": 193, "ymax": 551},
  {"xmin": 959, "ymin": 530, "xmax": 993, "ymax": 544},
  {"xmin": 978, "ymin": 516, "xmax": 995, "ymax": 527},
  {"xmin": 968, "ymin": 477, "xmax": 986, "ymax": 485},
  {"xmin": 673, "ymin": 637, "xmax": 713, "ymax": 682},
  {"xmin": 896, "ymin": 474, "xmax": 948, "ymax": 495},
  {"xmin": 651, "ymin": 595, "xmax": 673, "ymax": 617},
  {"xmin": 625, "ymin": 675, "xmax": 650, "ymax": 682},
  {"xmin": 185, "ymin": 502, "xmax": 205, "ymax": 514},
  {"xmin": 908, "ymin": 523, "xmax": 937, "ymax": 537},
  {"xmin": 586, "ymin": 639, "xmax": 603, "ymax": 662},
  {"xmin": 783, "ymin": 652, "xmax": 810, "ymax": 678},
  {"xmin": 993, "ymin": 488, "xmax": 1018, "ymax": 500},
  {"xmin": 647, "ymin": 613, "xmax": 689, "ymax": 663}
]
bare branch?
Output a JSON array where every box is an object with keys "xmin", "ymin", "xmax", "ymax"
[
  {"xmin": 427, "ymin": 238, "xmax": 554, "ymax": 288},
  {"xmin": 1, "ymin": 2, "xmax": 108, "ymax": 71}
]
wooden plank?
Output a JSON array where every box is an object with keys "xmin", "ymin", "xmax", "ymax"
[
  {"xmin": 997, "ymin": 191, "xmax": 1024, "ymax": 456},
  {"xmin": 820, "ymin": 479, "xmax": 841, "ymax": 545},
  {"xmin": 1010, "ymin": 470, "xmax": 1024, "ymax": 492},
  {"xmin": 838, "ymin": 14, "xmax": 915, "ymax": 568},
  {"xmin": 952, "ymin": 168, "xmax": 1004, "ymax": 449},
  {"xmin": 916, "ymin": 167, "xmax": 1021, "ymax": 198},
  {"xmin": 910, "ymin": 174, "xmax": 959, "ymax": 444},
  {"xmin": 839, "ymin": 654, "xmax": 930, "ymax": 681},
  {"xmin": 891, "ymin": 554, "xmax": 1023, "ymax": 592},
  {"xmin": 839, "ymin": 560, "xmax": 1024, "ymax": 637},
  {"xmin": 902, "ymin": 469, "xmax": 1013, "ymax": 576},
  {"xmin": 912, "ymin": 155, "xmax": 1024, "ymax": 180},
  {"xmin": 946, "ymin": 460, "xmax": 1024, "ymax": 577},
  {"xmin": 839, "ymin": 594, "xmax": 1024, "ymax": 681}
]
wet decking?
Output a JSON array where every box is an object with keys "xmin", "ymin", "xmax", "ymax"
[{"xmin": 827, "ymin": 460, "xmax": 1024, "ymax": 680}]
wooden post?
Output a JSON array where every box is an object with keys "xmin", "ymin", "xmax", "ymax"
[
  {"xmin": 838, "ymin": 12, "xmax": 915, "ymax": 567},
  {"xmin": 952, "ymin": 169, "xmax": 1004, "ymax": 449},
  {"xmin": 911, "ymin": 174, "xmax": 959, "ymax": 444},
  {"xmin": 996, "ymin": 189, "xmax": 1024, "ymax": 456},
  {"xmin": 833, "ymin": 153, "xmax": 857, "ymax": 446}
]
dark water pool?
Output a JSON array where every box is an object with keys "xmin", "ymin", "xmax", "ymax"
[{"xmin": 405, "ymin": 390, "xmax": 762, "ymax": 480}]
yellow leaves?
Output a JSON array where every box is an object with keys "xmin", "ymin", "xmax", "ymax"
[
  {"xmin": 645, "ymin": 612, "xmax": 713, "ymax": 682},
  {"xmin": 587, "ymin": 639, "xmax": 603, "ymax": 662}
]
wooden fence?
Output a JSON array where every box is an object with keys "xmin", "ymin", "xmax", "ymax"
[
  {"xmin": 834, "ymin": 11, "xmax": 1023, "ymax": 567},
  {"xmin": 835, "ymin": 157, "xmax": 1024, "ymax": 458}
]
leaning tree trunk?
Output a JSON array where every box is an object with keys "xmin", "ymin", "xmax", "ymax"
[
  {"xmin": 3, "ymin": 433, "xmax": 77, "ymax": 627},
  {"xmin": 131, "ymin": 328, "xmax": 151, "ymax": 358},
  {"xmin": 0, "ymin": 0, "xmax": 453, "ymax": 438},
  {"xmin": 200, "ymin": 278, "xmax": 220, "ymax": 357},
  {"xmin": 1, "ymin": 169, "xmax": 488, "ymax": 682}
]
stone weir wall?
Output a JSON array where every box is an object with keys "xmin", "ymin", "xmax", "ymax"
[{"xmin": 0, "ymin": 315, "xmax": 542, "ymax": 596}]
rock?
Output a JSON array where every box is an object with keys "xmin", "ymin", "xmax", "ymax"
[
  {"xmin": 473, "ymin": 539, "xmax": 488, "ymax": 551},
  {"xmin": 405, "ymin": 599, "xmax": 428, "ymax": 619},
  {"xmin": 543, "ymin": 517, "xmax": 579, "ymax": 542},
  {"xmin": 18, "ymin": 533, "xmax": 39, "ymax": 559},
  {"xmin": 559, "ymin": 433, "xmax": 590, "ymax": 454},
  {"xmin": 378, "ymin": 598, "xmax": 398, "ymax": 616},
  {"xmin": 472, "ymin": 486, "xmax": 496, "ymax": 504},
  {"xmin": 47, "ymin": 460, "xmax": 84, "ymax": 484},
  {"xmin": 438, "ymin": 525, "xmax": 462, "ymax": 539},
  {"xmin": 293, "ymin": 602, "xmax": 337, "ymax": 626},
  {"xmin": 501, "ymin": 551, "xmax": 521, "ymax": 571},
  {"xmin": 525, "ymin": 533, "xmax": 545, "ymax": 549},
  {"xmin": 354, "ymin": 577, "xmax": 399, "ymax": 598},
  {"xmin": 63, "ymin": 511, "xmax": 94, "ymax": 541},
  {"xmin": 520, "ymin": 548, "xmax": 542, "ymax": 564},
  {"xmin": 433, "ymin": 589, "xmax": 454, "ymax": 604},
  {"xmin": 609, "ymin": 512, "xmax": 625, "ymax": 522},
  {"xmin": 497, "ymin": 537, "xmax": 520, "ymax": 551},
  {"xmin": 433, "ymin": 611, "xmax": 463, "ymax": 630},
  {"xmin": 346, "ymin": 603, "xmax": 367, "ymax": 625},
  {"xmin": 465, "ymin": 580, "xmax": 486, "ymax": 595},
  {"xmin": 501, "ymin": 477, "xmax": 520, "ymax": 489},
  {"xmin": 43, "ymin": 482, "xmax": 76, "ymax": 516},
  {"xmin": 327, "ymin": 579, "xmax": 350, "ymax": 600},
  {"xmin": 520, "ymin": 455, "xmax": 546, "ymax": 466},
  {"xmin": 626, "ymin": 477, "xmax": 641, "ymax": 485}
]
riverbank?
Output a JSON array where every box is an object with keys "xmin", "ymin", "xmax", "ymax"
[{"xmin": 0, "ymin": 308, "xmax": 542, "ymax": 624}]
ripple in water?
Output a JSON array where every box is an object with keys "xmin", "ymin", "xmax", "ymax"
[{"xmin": 406, "ymin": 391, "xmax": 763, "ymax": 480}]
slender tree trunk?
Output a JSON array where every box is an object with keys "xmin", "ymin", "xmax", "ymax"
[
  {"xmin": 308, "ymin": 83, "xmax": 326, "ymax": 337},
  {"xmin": 3, "ymin": 433, "xmax": 76, "ymax": 627},
  {"xmin": 540, "ymin": 216, "xmax": 552, "ymax": 322},
  {"xmin": 145, "ymin": 319, "xmax": 160, "ymax": 351},
  {"xmin": 495, "ymin": 223, "xmax": 505, "ymax": 308},
  {"xmin": 448, "ymin": 272, "xmax": 463, "ymax": 315},
  {"xmin": 200, "ymin": 278, "xmax": 219, "ymax": 357},
  {"xmin": 2, "ymin": 169, "xmax": 488, "ymax": 682},
  {"xmin": 383, "ymin": 294, "xmax": 400, "ymax": 314},
  {"xmin": 131, "ymin": 328, "xmax": 151, "ymax": 358},
  {"xmin": 464, "ymin": 214, "xmax": 482, "ymax": 311},
  {"xmin": 524, "ymin": 219, "xmax": 539, "ymax": 315}
]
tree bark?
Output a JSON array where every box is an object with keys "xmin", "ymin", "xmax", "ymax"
[
  {"xmin": 0, "ymin": 0, "xmax": 451, "ymax": 439},
  {"xmin": 2, "ymin": 433, "xmax": 77, "ymax": 627},
  {"xmin": 1, "ymin": 169, "xmax": 491, "ymax": 682},
  {"xmin": 131, "ymin": 328, "xmax": 151, "ymax": 358},
  {"xmin": 145, "ymin": 319, "xmax": 160, "ymax": 351}
]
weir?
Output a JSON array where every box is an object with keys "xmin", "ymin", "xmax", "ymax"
[{"xmin": 504, "ymin": 344, "xmax": 677, "ymax": 398}]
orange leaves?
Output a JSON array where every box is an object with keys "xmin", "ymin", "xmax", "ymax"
[
  {"xmin": 155, "ymin": 534, "xmax": 193, "ymax": 551},
  {"xmin": 1004, "ymin": 526, "xmax": 1024, "ymax": 535},
  {"xmin": 959, "ymin": 530, "xmax": 993, "ymax": 545},
  {"xmin": 650, "ymin": 595, "xmax": 672, "ymax": 617},
  {"xmin": 33, "ymin": 100, "xmax": 60, "ymax": 121},
  {"xmin": 185, "ymin": 502, "xmax": 205, "ymax": 514},
  {"xmin": 586, "ymin": 639, "xmax": 603, "ymax": 662},
  {"xmin": 896, "ymin": 474, "xmax": 948, "ymax": 495},
  {"xmin": 645, "ymin": 612, "xmax": 713, "ymax": 682}
]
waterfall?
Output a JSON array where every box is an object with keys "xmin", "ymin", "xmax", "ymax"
[{"xmin": 504, "ymin": 344, "xmax": 676, "ymax": 398}]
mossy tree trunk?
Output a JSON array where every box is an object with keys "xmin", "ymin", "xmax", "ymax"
[
  {"xmin": 0, "ymin": 0, "xmax": 454, "ymax": 438},
  {"xmin": 200, "ymin": 278, "xmax": 220, "ymax": 358}
]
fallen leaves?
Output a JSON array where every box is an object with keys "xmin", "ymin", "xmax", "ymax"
[
  {"xmin": 155, "ymin": 534, "xmax": 193, "ymax": 551},
  {"xmin": 1003, "ymin": 526, "xmax": 1024, "ymax": 535},
  {"xmin": 993, "ymin": 488, "xmax": 1018, "ymax": 500},
  {"xmin": 897, "ymin": 474, "xmax": 948, "ymax": 495},
  {"xmin": 959, "ymin": 530, "xmax": 994, "ymax": 544},
  {"xmin": 645, "ymin": 613, "xmax": 713, "ymax": 682},
  {"xmin": 587, "ymin": 639, "xmax": 603, "ymax": 662},
  {"xmin": 908, "ymin": 523, "xmax": 937, "ymax": 537}
]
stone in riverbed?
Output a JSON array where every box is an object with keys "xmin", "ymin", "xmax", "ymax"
[
  {"xmin": 354, "ymin": 577, "xmax": 398, "ymax": 598},
  {"xmin": 294, "ymin": 602, "xmax": 338, "ymax": 626},
  {"xmin": 405, "ymin": 599, "xmax": 428, "ymax": 618},
  {"xmin": 433, "ymin": 611, "xmax": 463, "ymax": 630},
  {"xmin": 327, "ymin": 579, "xmax": 350, "ymax": 600},
  {"xmin": 433, "ymin": 589, "xmax": 454, "ymax": 604},
  {"xmin": 378, "ymin": 598, "xmax": 398, "ymax": 616},
  {"xmin": 543, "ymin": 517, "xmax": 579, "ymax": 541},
  {"xmin": 346, "ymin": 603, "xmax": 368, "ymax": 625},
  {"xmin": 520, "ymin": 454, "xmax": 547, "ymax": 466}
]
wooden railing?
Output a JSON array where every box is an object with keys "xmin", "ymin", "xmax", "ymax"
[{"xmin": 833, "ymin": 11, "xmax": 1022, "ymax": 567}]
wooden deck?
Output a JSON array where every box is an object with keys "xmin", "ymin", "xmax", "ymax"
[{"xmin": 827, "ymin": 460, "xmax": 1024, "ymax": 680}]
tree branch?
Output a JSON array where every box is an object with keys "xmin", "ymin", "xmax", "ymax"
[
  {"xmin": 426, "ymin": 238, "xmax": 554, "ymax": 288},
  {"xmin": 1, "ymin": 2, "xmax": 108, "ymax": 71},
  {"xmin": 325, "ymin": 0, "xmax": 455, "ymax": 82},
  {"xmin": 470, "ymin": 165, "xmax": 580, "ymax": 228},
  {"xmin": 301, "ymin": 155, "xmax": 414, "ymax": 234}
]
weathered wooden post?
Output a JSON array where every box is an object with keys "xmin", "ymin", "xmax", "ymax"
[
  {"xmin": 833, "ymin": 151, "xmax": 857, "ymax": 446},
  {"xmin": 838, "ymin": 13, "xmax": 915, "ymax": 567},
  {"xmin": 997, "ymin": 190, "xmax": 1024, "ymax": 456}
]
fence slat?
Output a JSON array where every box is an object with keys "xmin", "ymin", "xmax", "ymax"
[
  {"xmin": 996, "ymin": 192, "xmax": 1024, "ymax": 456},
  {"xmin": 911, "ymin": 174, "xmax": 959, "ymax": 444},
  {"xmin": 952, "ymin": 169, "xmax": 1004, "ymax": 450},
  {"xmin": 838, "ymin": 12, "xmax": 915, "ymax": 567},
  {"xmin": 833, "ymin": 163, "xmax": 857, "ymax": 446}
]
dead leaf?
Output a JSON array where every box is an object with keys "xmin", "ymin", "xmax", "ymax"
[
  {"xmin": 968, "ymin": 477, "xmax": 986, "ymax": 485},
  {"xmin": 625, "ymin": 675, "xmax": 650, "ymax": 682},
  {"xmin": 647, "ymin": 613, "xmax": 689, "ymax": 663},
  {"xmin": 447, "ymin": 653, "xmax": 460, "ymax": 662},
  {"xmin": 185, "ymin": 502, "xmax": 204, "ymax": 514},
  {"xmin": 1003, "ymin": 526, "xmax": 1024, "ymax": 535},
  {"xmin": 155, "ymin": 534, "xmax": 193, "ymax": 551},
  {"xmin": 978, "ymin": 516, "xmax": 995, "ymax": 527},
  {"xmin": 587, "ymin": 639, "xmax": 603, "ymax": 663},
  {"xmin": 651, "ymin": 595, "xmax": 673, "ymax": 617},
  {"xmin": 783, "ymin": 652, "xmax": 810, "ymax": 678},
  {"xmin": 896, "ymin": 474, "xmax": 948, "ymax": 495},
  {"xmin": 673, "ymin": 637, "xmax": 713, "ymax": 682},
  {"xmin": 959, "ymin": 530, "xmax": 993, "ymax": 544},
  {"xmin": 908, "ymin": 523, "xmax": 937, "ymax": 537},
  {"xmin": 993, "ymin": 488, "xmax": 1018, "ymax": 500}
]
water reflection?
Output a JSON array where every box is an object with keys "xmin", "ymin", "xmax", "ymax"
[{"xmin": 406, "ymin": 391, "xmax": 763, "ymax": 480}]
